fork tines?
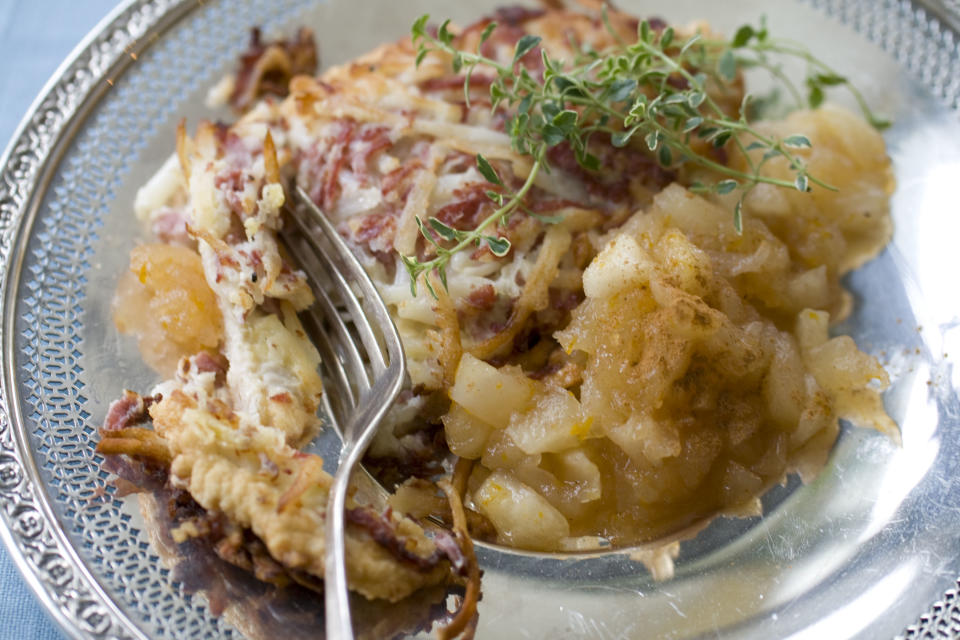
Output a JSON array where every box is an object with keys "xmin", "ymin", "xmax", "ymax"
[
  {"xmin": 280, "ymin": 185, "xmax": 404, "ymax": 429},
  {"xmin": 279, "ymin": 185, "xmax": 406, "ymax": 640}
]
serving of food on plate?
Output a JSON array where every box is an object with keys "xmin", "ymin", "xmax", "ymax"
[
  {"xmin": 45, "ymin": 0, "xmax": 920, "ymax": 636},
  {"xmin": 12, "ymin": 0, "xmax": 960, "ymax": 637}
]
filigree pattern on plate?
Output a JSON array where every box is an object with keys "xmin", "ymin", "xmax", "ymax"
[{"xmin": 0, "ymin": 0, "xmax": 957, "ymax": 638}]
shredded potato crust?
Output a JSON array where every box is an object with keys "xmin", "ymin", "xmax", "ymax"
[{"xmin": 103, "ymin": 3, "xmax": 896, "ymax": 624}]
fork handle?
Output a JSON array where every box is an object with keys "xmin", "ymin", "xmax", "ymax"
[
  {"xmin": 324, "ymin": 447, "xmax": 357, "ymax": 640},
  {"xmin": 322, "ymin": 371, "xmax": 405, "ymax": 640}
]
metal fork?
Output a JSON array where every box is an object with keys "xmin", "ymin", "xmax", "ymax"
[{"xmin": 281, "ymin": 185, "xmax": 406, "ymax": 640}]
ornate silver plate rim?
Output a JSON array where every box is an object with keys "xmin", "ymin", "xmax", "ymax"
[{"xmin": 0, "ymin": 0, "xmax": 958, "ymax": 638}]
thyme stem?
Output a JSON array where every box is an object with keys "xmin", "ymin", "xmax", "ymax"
[
  {"xmin": 400, "ymin": 12, "xmax": 888, "ymax": 296},
  {"xmin": 403, "ymin": 152, "xmax": 544, "ymax": 297}
]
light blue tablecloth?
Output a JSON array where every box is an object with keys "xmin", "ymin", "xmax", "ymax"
[{"xmin": 0, "ymin": 2, "xmax": 120, "ymax": 636}]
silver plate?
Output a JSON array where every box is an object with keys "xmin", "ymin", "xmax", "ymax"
[{"xmin": 1, "ymin": 0, "xmax": 959, "ymax": 638}]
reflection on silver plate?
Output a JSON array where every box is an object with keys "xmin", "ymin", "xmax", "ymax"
[{"xmin": 0, "ymin": 0, "xmax": 958, "ymax": 638}]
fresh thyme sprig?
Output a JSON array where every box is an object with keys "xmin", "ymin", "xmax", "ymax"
[
  {"xmin": 721, "ymin": 19, "xmax": 889, "ymax": 129},
  {"xmin": 401, "ymin": 13, "xmax": 888, "ymax": 297},
  {"xmin": 399, "ymin": 153, "xmax": 542, "ymax": 298}
]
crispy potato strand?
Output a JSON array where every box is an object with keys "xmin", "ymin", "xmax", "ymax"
[
  {"xmin": 436, "ymin": 479, "xmax": 481, "ymax": 640},
  {"xmin": 97, "ymin": 428, "xmax": 172, "ymax": 466},
  {"xmin": 467, "ymin": 226, "xmax": 571, "ymax": 360}
]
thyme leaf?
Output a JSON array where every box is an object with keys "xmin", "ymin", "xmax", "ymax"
[{"xmin": 401, "ymin": 13, "xmax": 888, "ymax": 297}]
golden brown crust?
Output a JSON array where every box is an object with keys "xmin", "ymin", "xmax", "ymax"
[{"xmin": 150, "ymin": 390, "xmax": 449, "ymax": 602}]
